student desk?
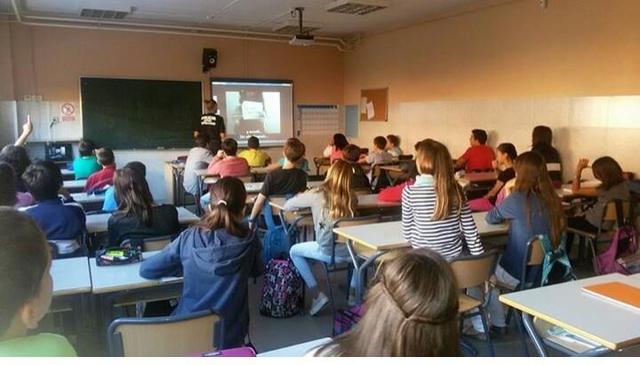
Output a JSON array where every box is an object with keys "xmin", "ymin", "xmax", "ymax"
[
  {"xmin": 61, "ymin": 168, "xmax": 75, "ymax": 181},
  {"xmin": 90, "ymin": 251, "xmax": 183, "ymax": 333},
  {"xmin": 86, "ymin": 206, "xmax": 200, "ymax": 233},
  {"xmin": 500, "ymin": 273, "xmax": 640, "ymax": 356},
  {"xmin": 258, "ymin": 337, "xmax": 332, "ymax": 357},
  {"xmin": 71, "ymin": 192, "xmax": 105, "ymax": 211},
  {"xmin": 269, "ymin": 193, "xmax": 400, "ymax": 213},
  {"xmin": 333, "ymin": 212, "xmax": 508, "ymax": 303},
  {"xmin": 313, "ymin": 156, "xmax": 330, "ymax": 176},
  {"xmin": 63, "ymin": 179, "xmax": 86, "ymax": 193},
  {"xmin": 464, "ymin": 172, "xmax": 498, "ymax": 183},
  {"xmin": 244, "ymin": 180, "xmax": 323, "ymax": 194},
  {"xmin": 51, "ymin": 256, "xmax": 92, "ymax": 297}
]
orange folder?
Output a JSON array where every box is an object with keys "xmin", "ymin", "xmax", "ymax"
[{"xmin": 582, "ymin": 282, "xmax": 640, "ymax": 312}]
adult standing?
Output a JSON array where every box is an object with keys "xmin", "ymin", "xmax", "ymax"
[{"xmin": 194, "ymin": 99, "xmax": 226, "ymax": 153}]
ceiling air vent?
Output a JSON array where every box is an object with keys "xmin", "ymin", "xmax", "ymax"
[
  {"xmin": 80, "ymin": 7, "xmax": 132, "ymax": 20},
  {"xmin": 325, "ymin": 0, "xmax": 388, "ymax": 15}
]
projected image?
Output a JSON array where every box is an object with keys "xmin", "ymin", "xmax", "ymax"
[
  {"xmin": 225, "ymin": 91, "xmax": 281, "ymax": 136},
  {"xmin": 212, "ymin": 79, "xmax": 293, "ymax": 147}
]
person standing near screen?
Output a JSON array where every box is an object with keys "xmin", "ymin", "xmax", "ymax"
[{"xmin": 194, "ymin": 99, "xmax": 226, "ymax": 152}]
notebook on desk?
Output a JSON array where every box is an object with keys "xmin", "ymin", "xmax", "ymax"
[{"xmin": 582, "ymin": 282, "xmax": 640, "ymax": 312}]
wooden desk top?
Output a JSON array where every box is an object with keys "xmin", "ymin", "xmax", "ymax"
[{"xmin": 464, "ymin": 172, "xmax": 498, "ymax": 183}]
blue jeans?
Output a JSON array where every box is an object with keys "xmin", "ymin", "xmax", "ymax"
[{"xmin": 289, "ymin": 241, "xmax": 356, "ymax": 290}]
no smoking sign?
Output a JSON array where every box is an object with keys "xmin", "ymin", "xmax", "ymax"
[{"xmin": 61, "ymin": 102, "xmax": 76, "ymax": 122}]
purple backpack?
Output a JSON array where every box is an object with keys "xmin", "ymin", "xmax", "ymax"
[
  {"xmin": 333, "ymin": 305, "xmax": 365, "ymax": 336},
  {"xmin": 595, "ymin": 225, "xmax": 638, "ymax": 275},
  {"xmin": 259, "ymin": 258, "xmax": 303, "ymax": 318}
]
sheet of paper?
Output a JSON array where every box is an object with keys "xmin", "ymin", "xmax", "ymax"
[
  {"xmin": 366, "ymin": 101, "xmax": 375, "ymax": 120},
  {"xmin": 360, "ymin": 97, "xmax": 368, "ymax": 110}
]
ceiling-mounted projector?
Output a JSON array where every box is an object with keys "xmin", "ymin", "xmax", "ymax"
[{"xmin": 289, "ymin": 7, "xmax": 314, "ymax": 46}]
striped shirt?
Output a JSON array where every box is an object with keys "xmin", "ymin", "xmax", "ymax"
[{"xmin": 401, "ymin": 175, "xmax": 484, "ymax": 260}]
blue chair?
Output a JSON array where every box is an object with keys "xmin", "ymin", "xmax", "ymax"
[{"xmin": 107, "ymin": 309, "xmax": 223, "ymax": 356}]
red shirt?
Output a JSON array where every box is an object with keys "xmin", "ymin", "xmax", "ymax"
[
  {"xmin": 85, "ymin": 165, "xmax": 116, "ymax": 192},
  {"xmin": 207, "ymin": 156, "xmax": 250, "ymax": 178},
  {"xmin": 461, "ymin": 145, "xmax": 495, "ymax": 172},
  {"xmin": 378, "ymin": 179, "xmax": 415, "ymax": 203}
]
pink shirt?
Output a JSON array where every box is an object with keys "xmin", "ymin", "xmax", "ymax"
[{"xmin": 207, "ymin": 156, "xmax": 250, "ymax": 178}]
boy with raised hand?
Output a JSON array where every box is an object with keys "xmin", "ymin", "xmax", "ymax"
[{"xmin": 0, "ymin": 208, "xmax": 77, "ymax": 356}]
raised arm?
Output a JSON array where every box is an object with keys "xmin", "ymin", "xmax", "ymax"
[
  {"xmin": 14, "ymin": 116, "xmax": 33, "ymax": 146},
  {"xmin": 571, "ymin": 158, "xmax": 599, "ymax": 197}
]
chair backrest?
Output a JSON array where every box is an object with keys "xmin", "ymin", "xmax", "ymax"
[
  {"xmin": 602, "ymin": 200, "xmax": 630, "ymax": 225},
  {"xmin": 334, "ymin": 215, "xmax": 381, "ymax": 245},
  {"xmin": 121, "ymin": 235, "xmax": 173, "ymax": 252},
  {"xmin": 238, "ymin": 175, "xmax": 253, "ymax": 183},
  {"xmin": 107, "ymin": 310, "xmax": 222, "ymax": 357},
  {"xmin": 398, "ymin": 154, "xmax": 413, "ymax": 161},
  {"xmin": 203, "ymin": 175, "xmax": 219, "ymax": 185},
  {"xmin": 527, "ymin": 238, "xmax": 545, "ymax": 266},
  {"xmin": 450, "ymin": 250, "xmax": 499, "ymax": 290}
]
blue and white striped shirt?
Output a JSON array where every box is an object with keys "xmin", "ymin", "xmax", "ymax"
[{"xmin": 401, "ymin": 175, "xmax": 484, "ymax": 260}]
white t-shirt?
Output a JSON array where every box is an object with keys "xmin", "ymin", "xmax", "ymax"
[{"xmin": 183, "ymin": 147, "xmax": 213, "ymax": 195}]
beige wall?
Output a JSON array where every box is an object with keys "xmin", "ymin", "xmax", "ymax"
[{"xmin": 345, "ymin": 0, "xmax": 640, "ymax": 179}]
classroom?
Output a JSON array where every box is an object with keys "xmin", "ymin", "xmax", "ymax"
[{"xmin": 1, "ymin": 0, "xmax": 640, "ymax": 360}]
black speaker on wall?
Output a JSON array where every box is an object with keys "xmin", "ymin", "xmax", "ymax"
[{"xmin": 202, "ymin": 48, "xmax": 218, "ymax": 72}]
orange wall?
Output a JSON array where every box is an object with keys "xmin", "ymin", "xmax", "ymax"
[
  {"xmin": 5, "ymin": 23, "xmax": 343, "ymax": 104},
  {"xmin": 345, "ymin": 0, "xmax": 640, "ymax": 177}
]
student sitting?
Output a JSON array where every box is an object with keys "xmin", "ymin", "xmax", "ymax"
[
  {"xmin": 207, "ymin": 138, "xmax": 250, "ymax": 178},
  {"xmin": 107, "ymin": 166, "xmax": 180, "ymax": 246},
  {"xmin": 342, "ymin": 144, "xmax": 371, "ymax": 191},
  {"xmin": 84, "ymin": 148, "xmax": 116, "ymax": 192},
  {"xmin": 249, "ymin": 138, "xmax": 308, "ymax": 224},
  {"xmin": 0, "ymin": 209, "xmax": 77, "ymax": 356},
  {"xmin": 0, "ymin": 162, "xmax": 33, "ymax": 208},
  {"xmin": 72, "ymin": 139, "xmax": 101, "ymax": 180},
  {"xmin": 238, "ymin": 136, "xmax": 271, "ymax": 168},
  {"xmin": 531, "ymin": 125, "xmax": 562, "ymax": 187},
  {"xmin": 183, "ymin": 134, "xmax": 214, "ymax": 196},
  {"xmin": 311, "ymin": 248, "xmax": 460, "ymax": 357},
  {"xmin": 102, "ymin": 161, "xmax": 146, "ymax": 212},
  {"xmin": 286, "ymin": 160, "xmax": 358, "ymax": 315},
  {"xmin": 402, "ymin": 139, "xmax": 484, "ymax": 259},
  {"xmin": 0, "ymin": 145, "xmax": 31, "ymax": 193},
  {"xmin": 386, "ymin": 134, "xmax": 403, "ymax": 158},
  {"xmin": 480, "ymin": 151, "xmax": 565, "ymax": 333},
  {"xmin": 358, "ymin": 136, "xmax": 393, "ymax": 166},
  {"xmin": 455, "ymin": 129, "xmax": 495, "ymax": 172},
  {"xmin": 468, "ymin": 143, "xmax": 517, "ymax": 212},
  {"xmin": 323, "ymin": 134, "xmax": 349, "ymax": 164},
  {"xmin": 140, "ymin": 177, "xmax": 263, "ymax": 349},
  {"xmin": 566, "ymin": 156, "xmax": 629, "ymax": 252},
  {"xmin": 22, "ymin": 161, "xmax": 86, "ymax": 257}
]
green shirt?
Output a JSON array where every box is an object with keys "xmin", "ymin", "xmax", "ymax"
[
  {"xmin": 73, "ymin": 155, "xmax": 101, "ymax": 180},
  {"xmin": 0, "ymin": 333, "xmax": 76, "ymax": 357}
]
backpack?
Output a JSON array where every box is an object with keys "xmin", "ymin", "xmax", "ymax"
[
  {"xmin": 261, "ymin": 201, "xmax": 295, "ymax": 263},
  {"xmin": 259, "ymin": 258, "xmax": 303, "ymax": 318},
  {"xmin": 594, "ymin": 201, "xmax": 638, "ymax": 275},
  {"xmin": 333, "ymin": 305, "xmax": 365, "ymax": 336},
  {"xmin": 539, "ymin": 234, "xmax": 576, "ymax": 286}
]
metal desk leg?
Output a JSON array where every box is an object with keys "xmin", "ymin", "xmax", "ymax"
[
  {"xmin": 522, "ymin": 312, "xmax": 547, "ymax": 357},
  {"xmin": 195, "ymin": 175, "xmax": 203, "ymax": 216},
  {"xmin": 346, "ymin": 241, "xmax": 386, "ymax": 304}
]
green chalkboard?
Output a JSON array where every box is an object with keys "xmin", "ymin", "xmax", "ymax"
[{"xmin": 81, "ymin": 77, "xmax": 202, "ymax": 149}]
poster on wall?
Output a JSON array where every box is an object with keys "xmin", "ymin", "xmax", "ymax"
[
  {"xmin": 60, "ymin": 102, "xmax": 76, "ymax": 122},
  {"xmin": 360, "ymin": 88, "xmax": 388, "ymax": 121}
]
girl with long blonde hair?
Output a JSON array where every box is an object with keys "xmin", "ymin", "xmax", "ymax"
[
  {"xmin": 311, "ymin": 248, "xmax": 460, "ymax": 356},
  {"xmin": 401, "ymin": 139, "xmax": 484, "ymax": 259},
  {"xmin": 285, "ymin": 159, "xmax": 358, "ymax": 315}
]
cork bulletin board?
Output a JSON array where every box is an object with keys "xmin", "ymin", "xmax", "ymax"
[{"xmin": 360, "ymin": 88, "xmax": 388, "ymax": 121}]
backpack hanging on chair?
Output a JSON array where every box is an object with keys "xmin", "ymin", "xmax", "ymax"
[
  {"xmin": 594, "ymin": 201, "xmax": 638, "ymax": 275},
  {"xmin": 539, "ymin": 234, "xmax": 576, "ymax": 286},
  {"xmin": 261, "ymin": 200, "xmax": 296, "ymax": 263}
]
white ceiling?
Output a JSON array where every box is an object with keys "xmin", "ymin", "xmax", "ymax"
[{"xmin": 2, "ymin": 0, "xmax": 511, "ymax": 38}]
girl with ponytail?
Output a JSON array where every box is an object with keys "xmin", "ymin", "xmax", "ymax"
[
  {"xmin": 140, "ymin": 177, "xmax": 263, "ymax": 348},
  {"xmin": 311, "ymin": 248, "xmax": 460, "ymax": 356}
]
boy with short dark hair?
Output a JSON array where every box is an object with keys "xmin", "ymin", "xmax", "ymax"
[
  {"xmin": 342, "ymin": 144, "xmax": 371, "ymax": 191},
  {"xmin": 183, "ymin": 134, "xmax": 214, "ymax": 196},
  {"xmin": 207, "ymin": 138, "xmax": 250, "ymax": 178},
  {"xmin": 386, "ymin": 134, "xmax": 403, "ymax": 158},
  {"xmin": 84, "ymin": 147, "xmax": 116, "ymax": 191},
  {"xmin": 23, "ymin": 161, "xmax": 86, "ymax": 256},
  {"xmin": 239, "ymin": 136, "xmax": 271, "ymax": 168},
  {"xmin": 455, "ymin": 129, "xmax": 495, "ymax": 172},
  {"xmin": 249, "ymin": 138, "xmax": 308, "ymax": 223},
  {"xmin": 73, "ymin": 139, "xmax": 101, "ymax": 179},
  {"xmin": 0, "ymin": 208, "xmax": 77, "ymax": 356},
  {"xmin": 358, "ymin": 136, "xmax": 393, "ymax": 165}
]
